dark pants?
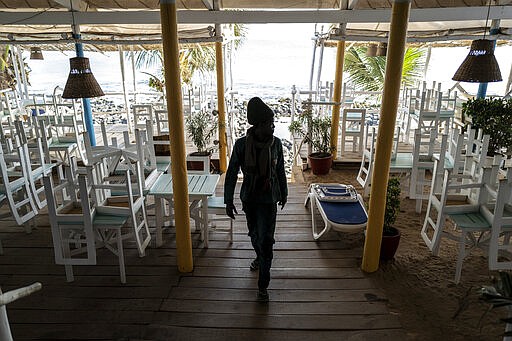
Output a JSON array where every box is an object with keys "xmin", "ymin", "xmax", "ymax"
[{"xmin": 242, "ymin": 201, "xmax": 277, "ymax": 290}]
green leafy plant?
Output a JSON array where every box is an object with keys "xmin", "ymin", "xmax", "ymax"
[
  {"xmin": 384, "ymin": 177, "xmax": 401, "ymax": 234},
  {"xmin": 185, "ymin": 110, "xmax": 218, "ymax": 155},
  {"xmin": 289, "ymin": 102, "xmax": 332, "ymax": 156},
  {"xmin": 479, "ymin": 271, "xmax": 512, "ymax": 337},
  {"xmin": 462, "ymin": 98, "xmax": 512, "ymax": 156},
  {"xmin": 343, "ymin": 46, "xmax": 425, "ymax": 91}
]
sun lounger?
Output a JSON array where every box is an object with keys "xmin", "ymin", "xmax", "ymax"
[{"xmin": 305, "ymin": 183, "xmax": 368, "ymax": 240}]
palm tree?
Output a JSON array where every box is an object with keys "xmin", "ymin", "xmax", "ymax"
[
  {"xmin": 133, "ymin": 24, "xmax": 248, "ymax": 91},
  {"xmin": 343, "ymin": 46, "xmax": 426, "ymax": 91}
]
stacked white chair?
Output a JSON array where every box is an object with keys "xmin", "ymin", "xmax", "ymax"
[{"xmin": 43, "ymin": 159, "xmax": 151, "ymax": 283}]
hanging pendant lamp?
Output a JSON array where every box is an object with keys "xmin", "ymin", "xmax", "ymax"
[
  {"xmin": 452, "ymin": 0, "xmax": 502, "ymax": 83},
  {"xmin": 452, "ymin": 39, "xmax": 502, "ymax": 83},
  {"xmin": 30, "ymin": 47, "xmax": 44, "ymax": 60},
  {"xmin": 62, "ymin": 57, "xmax": 104, "ymax": 99}
]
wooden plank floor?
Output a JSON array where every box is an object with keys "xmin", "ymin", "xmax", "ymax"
[{"xmin": 0, "ymin": 183, "xmax": 405, "ymax": 340}]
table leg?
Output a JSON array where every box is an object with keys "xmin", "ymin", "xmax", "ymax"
[
  {"xmin": 155, "ymin": 197, "xmax": 163, "ymax": 247},
  {"xmin": 201, "ymin": 195, "xmax": 209, "ymax": 248}
]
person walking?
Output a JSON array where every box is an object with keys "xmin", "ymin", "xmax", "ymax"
[{"xmin": 224, "ymin": 97, "xmax": 288, "ymax": 302}]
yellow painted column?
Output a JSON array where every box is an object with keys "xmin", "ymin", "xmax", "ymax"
[
  {"xmin": 216, "ymin": 41, "xmax": 228, "ymax": 173},
  {"xmin": 361, "ymin": 0, "xmax": 411, "ymax": 273},
  {"xmin": 159, "ymin": 0, "xmax": 193, "ymax": 272},
  {"xmin": 330, "ymin": 40, "xmax": 345, "ymax": 159}
]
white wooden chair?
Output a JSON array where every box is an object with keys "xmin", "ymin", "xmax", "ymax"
[
  {"xmin": 421, "ymin": 158, "xmax": 503, "ymax": 283},
  {"xmin": 132, "ymin": 104, "xmax": 153, "ymax": 131},
  {"xmin": 356, "ymin": 125, "xmax": 402, "ymax": 197},
  {"xmin": 409, "ymin": 129, "xmax": 448, "ymax": 213},
  {"xmin": 0, "ymin": 282, "xmax": 42, "ymax": 341},
  {"xmin": 487, "ymin": 168, "xmax": 512, "ymax": 272},
  {"xmin": 411, "ymin": 90, "xmax": 442, "ymax": 136},
  {"xmin": 340, "ymin": 108, "xmax": 366, "ymax": 157},
  {"xmin": 0, "ymin": 140, "xmax": 38, "ymax": 231},
  {"xmin": 88, "ymin": 160, "xmax": 151, "ymax": 260},
  {"xmin": 13, "ymin": 120, "xmax": 54, "ymax": 209},
  {"xmin": 43, "ymin": 173, "xmax": 98, "ymax": 281},
  {"xmin": 43, "ymin": 161, "xmax": 150, "ymax": 283},
  {"xmin": 37, "ymin": 117, "xmax": 79, "ymax": 166},
  {"xmin": 143, "ymin": 120, "xmax": 171, "ymax": 174},
  {"xmin": 154, "ymin": 108, "xmax": 169, "ymax": 135}
]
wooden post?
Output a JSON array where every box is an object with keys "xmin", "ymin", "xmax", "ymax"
[
  {"xmin": 216, "ymin": 36, "xmax": 228, "ymax": 173},
  {"xmin": 362, "ymin": 0, "xmax": 411, "ymax": 273},
  {"xmin": 159, "ymin": 0, "xmax": 193, "ymax": 272},
  {"xmin": 330, "ymin": 40, "xmax": 345, "ymax": 159}
]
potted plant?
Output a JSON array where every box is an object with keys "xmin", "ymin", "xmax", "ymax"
[
  {"xmin": 380, "ymin": 177, "xmax": 401, "ymax": 260},
  {"xmin": 462, "ymin": 98, "xmax": 512, "ymax": 156},
  {"xmin": 185, "ymin": 109, "xmax": 218, "ymax": 172},
  {"xmin": 289, "ymin": 102, "xmax": 333, "ymax": 175}
]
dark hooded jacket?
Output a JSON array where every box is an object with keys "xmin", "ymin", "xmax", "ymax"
[{"xmin": 224, "ymin": 136, "xmax": 287, "ymax": 205}]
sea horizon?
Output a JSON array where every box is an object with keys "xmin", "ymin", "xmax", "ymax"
[{"xmin": 26, "ymin": 24, "xmax": 512, "ymax": 101}]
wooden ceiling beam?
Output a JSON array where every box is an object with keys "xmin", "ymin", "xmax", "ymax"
[{"xmin": 0, "ymin": 6, "xmax": 511, "ymax": 25}]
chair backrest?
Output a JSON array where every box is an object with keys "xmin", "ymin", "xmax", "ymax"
[
  {"xmin": 487, "ymin": 168, "xmax": 512, "ymax": 271},
  {"xmin": 446, "ymin": 127, "xmax": 466, "ymax": 175},
  {"xmin": 145, "ymin": 119, "xmax": 171, "ymax": 167},
  {"xmin": 464, "ymin": 128, "xmax": 490, "ymax": 182},
  {"xmin": 154, "ymin": 109, "xmax": 169, "ymax": 136},
  {"xmin": 43, "ymin": 173, "xmax": 96, "ymax": 266},
  {"xmin": 132, "ymin": 104, "xmax": 153, "ymax": 131},
  {"xmin": 341, "ymin": 108, "xmax": 366, "ymax": 131}
]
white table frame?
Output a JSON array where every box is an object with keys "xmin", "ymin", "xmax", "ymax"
[{"xmin": 149, "ymin": 173, "xmax": 220, "ymax": 248}]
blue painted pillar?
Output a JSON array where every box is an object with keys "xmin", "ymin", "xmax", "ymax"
[
  {"xmin": 73, "ymin": 33, "xmax": 96, "ymax": 146},
  {"xmin": 476, "ymin": 25, "xmax": 500, "ymax": 99}
]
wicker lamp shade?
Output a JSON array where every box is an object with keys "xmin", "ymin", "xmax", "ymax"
[
  {"xmin": 376, "ymin": 42, "xmax": 387, "ymax": 56},
  {"xmin": 452, "ymin": 39, "xmax": 502, "ymax": 83},
  {"xmin": 30, "ymin": 47, "xmax": 44, "ymax": 60},
  {"xmin": 62, "ymin": 57, "xmax": 105, "ymax": 99},
  {"xmin": 366, "ymin": 44, "xmax": 377, "ymax": 57}
]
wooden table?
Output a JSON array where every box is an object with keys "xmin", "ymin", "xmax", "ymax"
[{"xmin": 149, "ymin": 173, "xmax": 220, "ymax": 247}]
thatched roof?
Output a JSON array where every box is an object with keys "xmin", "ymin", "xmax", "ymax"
[{"xmin": 0, "ymin": 0, "xmax": 511, "ymax": 50}]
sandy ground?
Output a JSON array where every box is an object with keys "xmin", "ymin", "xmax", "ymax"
[{"xmin": 297, "ymin": 165, "xmax": 506, "ymax": 341}]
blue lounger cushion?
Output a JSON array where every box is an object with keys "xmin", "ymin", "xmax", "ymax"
[{"xmin": 318, "ymin": 200, "xmax": 368, "ymax": 226}]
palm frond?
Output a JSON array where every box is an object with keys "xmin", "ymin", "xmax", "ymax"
[{"xmin": 343, "ymin": 46, "xmax": 425, "ymax": 92}]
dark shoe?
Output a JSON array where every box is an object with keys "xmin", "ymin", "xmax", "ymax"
[
  {"xmin": 249, "ymin": 259, "xmax": 259, "ymax": 271},
  {"xmin": 257, "ymin": 288, "xmax": 269, "ymax": 302}
]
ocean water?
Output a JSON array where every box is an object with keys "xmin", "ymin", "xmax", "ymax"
[{"xmin": 27, "ymin": 24, "xmax": 512, "ymax": 101}]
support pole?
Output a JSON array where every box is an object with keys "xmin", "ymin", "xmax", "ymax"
[
  {"xmin": 316, "ymin": 37, "xmax": 325, "ymax": 98},
  {"xmin": 118, "ymin": 46, "xmax": 131, "ymax": 133},
  {"xmin": 362, "ymin": 0, "xmax": 411, "ymax": 273},
  {"xmin": 215, "ymin": 24, "xmax": 228, "ymax": 173},
  {"xmin": 72, "ymin": 28, "xmax": 96, "ymax": 146},
  {"xmin": 9, "ymin": 48, "xmax": 23, "ymax": 107},
  {"xmin": 160, "ymin": 0, "xmax": 193, "ymax": 272},
  {"xmin": 423, "ymin": 45, "xmax": 432, "ymax": 80},
  {"xmin": 330, "ymin": 39, "xmax": 345, "ymax": 159},
  {"xmin": 130, "ymin": 47, "xmax": 137, "ymax": 104},
  {"xmin": 16, "ymin": 47, "xmax": 28, "ymax": 100},
  {"xmin": 477, "ymin": 20, "xmax": 500, "ymax": 99}
]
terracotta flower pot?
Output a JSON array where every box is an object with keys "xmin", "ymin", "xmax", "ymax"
[
  {"xmin": 380, "ymin": 226, "xmax": 401, "ymax": 260},
  {"xmin": 308, "ymin": 152, "xmax": 333, "ymax": 175}
]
